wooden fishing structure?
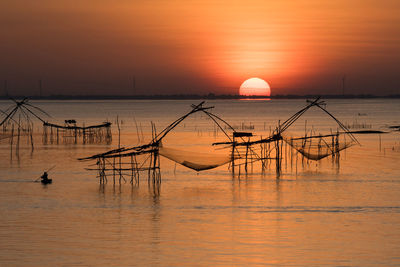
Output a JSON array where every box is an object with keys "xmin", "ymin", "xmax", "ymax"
[
  {"xmin": 213, "ymin": 97, "xmax": 359, "ymax": 175},
  {"xmin": 0, "ymin": 98, "xmax": 49, "ymax": 155},
  {"xmin": 42, "ymin": 121, "xmax": 112, "ymax": 144},
  {"xmin": 1, "ymin": 98, "xmax": 113, "ymax": 155},
  {"xmin": 79, "ymin": 102, "xmax": 242, "ymax": 184},
  {"xmin": 80, "ymin": 98, "xmax": 360, "ymax": 184}
]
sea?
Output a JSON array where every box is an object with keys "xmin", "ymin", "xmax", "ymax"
[{"xmin": 0, "ymin": 98, "xmax": 399, "ymax": 266}]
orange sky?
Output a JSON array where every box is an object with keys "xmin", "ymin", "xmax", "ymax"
[{"xmin": 1, "ymin": 0, "xmax": 399, "ymax": 95}]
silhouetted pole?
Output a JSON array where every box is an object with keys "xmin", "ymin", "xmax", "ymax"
[
  {"xmin": 132, "ymin": 76, "xmax": 136, "ymax": 95},
  {"xmin": 342, "ymin": 75, "xmax": 346, "ymax": 96},
  {"xmin": 4, "ymin": 80, "xmax": 8, "ymax": 96},
  {"xmin": 39, "ymin": 79, "xmax": 42, "ymax": 97}
]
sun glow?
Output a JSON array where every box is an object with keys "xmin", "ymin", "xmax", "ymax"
[{"xmin": 239, "ymin": 78, "xmax": 271, "ymax": 96}]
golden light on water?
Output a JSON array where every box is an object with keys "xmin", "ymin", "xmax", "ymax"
[{"xmin": 239, "ymin": 78, "xmax": 271, "ymax": 96}]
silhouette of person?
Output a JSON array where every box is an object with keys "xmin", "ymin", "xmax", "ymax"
[{"xmin": 41, "ymin": 172, "xmax": 49, "ymax": 183}]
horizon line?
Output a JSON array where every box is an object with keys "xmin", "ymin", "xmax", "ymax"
[{"xmin": 1, "ymin": 93, "xmax": 400, "ymax": 101}]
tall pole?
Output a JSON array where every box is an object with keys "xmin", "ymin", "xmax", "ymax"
[
  {"xmin": 39, "ymin": 79, "xmax": 42, "ymax": 97},
  {"xmin": 132, "ymin": 76, "xmax": 136, "ymax": 95},
  {"xmin": 4, "ymin": 80, "xmax": 8, "ymax": 96},
  {"xmin": 342, "ymin": 75, "xmax": 346, "ymax": 96}
]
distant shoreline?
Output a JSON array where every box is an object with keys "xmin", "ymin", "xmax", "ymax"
[{"xmin": 1, "ymin": 94, "xmax": 399, "ymax": 100}]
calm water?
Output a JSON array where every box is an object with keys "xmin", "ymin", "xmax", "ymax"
[{"xmin": 1, "ymin": 99, "xmax": 400, "ymax": 266}]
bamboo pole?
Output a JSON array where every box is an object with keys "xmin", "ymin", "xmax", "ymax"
[{"xmin": 30, "ymin": 122, "xmax": 34, "ymax": 151}]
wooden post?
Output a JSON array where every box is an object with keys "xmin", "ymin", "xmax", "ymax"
[
  {"xmin": 10, "ymin": 124, "xmax": 14, "ymax": 157},
  {"xmin": 113, "ymin": 157, "xmax": 116, "ymax": 184},
  {"xmin": 245, "ymin": 143, "xmax": 249, "ymax": 173},
  {"xmin": 16, "ymin": 115, "xmax": 21, "ymax": 155},
  {"xmin": 231, "ymin": 135, "xmax": 236, "ymax": 174},
  {"xmin": 131, "ymin": 155, "xmax": 134, "ymax": 184},
  {"xmin": 50, "ymin": 126, "xmax": 53, "ymax": 143},
  {"xmin": 335, "ymin": 132, "xmax": 340, "ymax": 162},
  {"xmin": 102, "ymin": 158, "xmax": 107, "ymax": 183},
  {"xmin": 97, "ymin": 158, "xmax": 102, "ymax": 184},
  {"xmin": 30, "ymin": 123, "xmax": 34, "ymax": 151},
  {"xmin": 119, "ymin": 156, "xmax": 122, "ymax": 184},
  {"xmin": 117, "ymin": 116, "xmax": 121, "ymax": 149},
  {"xmin": 135, "ymin": 155, "xmax": 139, "ymax": 186},
  {"xmin": 276, "ymin": 122, "xmax": 282, "ymax": 176}
]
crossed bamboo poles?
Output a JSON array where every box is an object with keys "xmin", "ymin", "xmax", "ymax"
[{"xmin": 0, "ymin": 97, "xmax": 49, "ymax": 129}]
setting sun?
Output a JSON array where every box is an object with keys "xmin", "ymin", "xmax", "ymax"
[{"xmin": 239, "ymin": 78, "xmax": 271, "ymax": 96}]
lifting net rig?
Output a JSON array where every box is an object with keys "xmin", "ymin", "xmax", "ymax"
[
  {"xmin": 1, "ymin": 98, "xmax": 112, "ymax": 147},
  {"xmin": 212, "ymin": 97, "xmax": 360, "ymax": 175},
  {"xmin": 0, "ymin": 98, "xmax": 49, "ymax": 152},
  {"xmin": 79, "ymin": 102, "xmax": 240, "ymax": 184},
  {"xmin": 42, "ymin": 121, "xmax": 112, "ymax": 145},
  {"xmin": 80, "ymin": 98, "xmax": 359, "ymax": 184},
  {"xmin": 280, "ymin": 98, "xmax": 359, "ymax": 161}
]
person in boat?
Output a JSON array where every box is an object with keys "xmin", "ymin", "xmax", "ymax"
[{"xmin": 41, "ymin": 172, "xmax": 50, "ymax": 183}]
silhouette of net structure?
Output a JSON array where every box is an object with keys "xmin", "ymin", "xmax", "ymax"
[
  {"xmin": 79, "ymin": 102, "xmax": 238, "ymax": 184},
  {"xmin": 0, "ymin": 98, "xmax": 49, "ymax": 154},
  {"xmin": 43, "ymin": 121, "xmax": 112, "ymax": 144},
  {"xmin": 280, "ymin": 98, "xmax": 359, "ymax": 162},
  {"xmin": 284, "ymin": 133, "xmax": 352, "ymax": 161},
  {"xmin": 1, "ymin": 98, "xmax": 112, "ymax": 152},
  {"xmin": 80, "ymin": 98, "xmax": 359, "ymax": 184},
  {"xmin": 213, "ymin": 98, "xmax": 359, "ymax": 175},
  {"xmin": 159, "ymin": 145, "xmax": 233, "ymax": 171}
]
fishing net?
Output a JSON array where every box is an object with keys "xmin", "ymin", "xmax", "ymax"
[
  {"xmin": 159, "ymin": 146, "xmax": 232, "ymax": 171},
  {"xmin": 284, "ymin": 134, "xmax": 354, "ymax": 160}
]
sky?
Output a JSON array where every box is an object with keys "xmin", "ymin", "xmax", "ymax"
[{"xmin": 1, "ymin": 0, "xmax": 400, "ymax": 96}]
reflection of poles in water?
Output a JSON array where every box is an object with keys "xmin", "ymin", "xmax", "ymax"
[
  {"xmin": 379, "ymin": 133, "xmax": 382, "ymax": 152},
  {"xmin": 148, "ymin": 177, "xmax": 161, "ymax": 197}
]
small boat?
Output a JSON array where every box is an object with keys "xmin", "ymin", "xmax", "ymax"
[{"xmin": 41, "ymin": 179, "xmax": 52, "ymax": 184}]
